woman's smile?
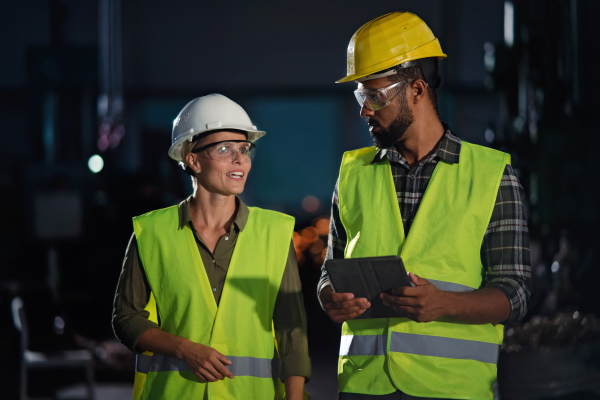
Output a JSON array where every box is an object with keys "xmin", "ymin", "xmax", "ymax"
[{"xmin": 226, "ymin": 170, "xmax": 245, "ymax": 180}]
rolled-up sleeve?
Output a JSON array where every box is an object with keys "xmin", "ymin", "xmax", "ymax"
[
  {"xmin": 273, "ymin": 240, "xmax": 311, "ymax": 382},
  {"xmin": 482, "ymin": 165, "xmax": 532, "ymax": 323},
  {"xmin": 317, "ymin": 178, "xmax": 347, "ymax": 307},
  {"xmin": 112, "ymin": 233, "xmax": 159, "ymax": 353}
]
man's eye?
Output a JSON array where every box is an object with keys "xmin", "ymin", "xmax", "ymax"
[
  {"xmin": 217, "ymin": 146, "xmax": 228, "ymax": 154},
  {"xmin": 240, "ymin": 147, "xmax": 249, "ymax": 155}
]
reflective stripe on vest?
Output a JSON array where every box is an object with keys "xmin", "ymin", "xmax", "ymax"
[
  {"xmin": 390, "ymin": 332, "xmax": 499, "ymax": 364},
  {"xmin": 340, "ymin": 335, "xmax": 387, "ymax": 356},
  {"xmin": 340, "ymin": 333, "xmax": 498, "ymax": 364},
  {"xmin": 136, "ymin": 354, "xmax": 279, "ymax": 378},
  {"xmin": 427, "ymin": 279, "xmax": 475, "ymax": 293}
]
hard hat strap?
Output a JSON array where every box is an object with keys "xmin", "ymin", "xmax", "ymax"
[{"xmin": 395, "ymin": 58, "xmax": 441, "ymax": 89}]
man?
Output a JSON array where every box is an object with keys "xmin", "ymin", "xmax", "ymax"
[{"xmin": 318, "ymin": 12, "xmax": 530, "ymax": 400}]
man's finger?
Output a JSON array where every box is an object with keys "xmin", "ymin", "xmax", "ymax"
[
  {"xmin": 380, "ymin": 297, "xmax": 417, "ymax": 315},
  {"xmin": 328, "ymin": 292, "xmax": 355, "ymax": 302},
  {"xmin": 330, "ymin": 303, "xmax": 370, "ymax": 317},
  {"xmin": 381, "ymin": 293, "xmax": 417, "ymax": 307},
  {"xmin": 334, "ymin": 308, "xmax": 366, "ymax": 323},
  {"xmin": 390, "ymin": 305, "xmax": 417, "ymax": 318},
  {"xmin": 408, "ymin": 272, "xmax": 429, "ymax": 286},
  {"xmin": 325, "ymin": 298, "xmax": 369, "ymax": 311},
  {"xmin": 395, "ymin": 306, "xmax": 418, "ymax": 319},
  {"xmin": 390, "ymin": 285, "xmax": 419, "ymax": 296}
]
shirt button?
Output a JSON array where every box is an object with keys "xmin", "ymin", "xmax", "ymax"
[
  {"xmin": 212, "ymin": 287, "xmax": 217, "ymax": 292},
  {"xmin": 212, "ymin": 260, "xmax": 216, "ymax": 264},
  {"xmin": 225, "ymin": 236, "xmax": 229, "ymax": 241}
]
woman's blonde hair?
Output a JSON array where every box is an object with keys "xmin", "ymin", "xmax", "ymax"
[{"xmin": 179, "ymin": 139, "xmax": 197, "ymax": 175}]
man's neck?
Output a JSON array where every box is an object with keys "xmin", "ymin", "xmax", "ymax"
[{"xmin": 394, "ymin": 118, "xmax": 445, "ymax": 167}]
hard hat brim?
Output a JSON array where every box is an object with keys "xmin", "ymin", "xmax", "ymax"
[
  {"xmin": 168, "ymin": 128, "xmax": 266, "ymax": 162},
  {"xmin": 336, "ymin": 39, "xmax": 447, "ymax": 83}
]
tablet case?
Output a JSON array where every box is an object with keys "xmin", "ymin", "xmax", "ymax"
[{"xmin": 324, "ymin": 256, "xmax": 411, "ymax": 319}]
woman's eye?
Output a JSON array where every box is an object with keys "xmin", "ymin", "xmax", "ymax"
[
  {"xmin": 240, "ymin": 148, "xmax": 249, "ymax": 155},
  {"xmin": 217, "ymin": 146, "xmax": 228, "ymax": 154}
]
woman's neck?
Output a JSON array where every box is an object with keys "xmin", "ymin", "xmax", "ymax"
[{"xmin": 190, "ymin": 186, "xmax": 237, "ymax": 233}]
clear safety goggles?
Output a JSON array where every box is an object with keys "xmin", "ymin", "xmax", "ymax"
[
  {"xmin": 192, "ymin": 140, "xmax": 256, "ymax": 162},
  {"xmin": 354, "ymin": 80, "xmax": 409, "ymax": 111}
]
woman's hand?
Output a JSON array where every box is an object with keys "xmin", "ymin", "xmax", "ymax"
[
  {"xmin": 137, "ymin": 328, "xmax": 234, "ymax": 383},
  {"xmin": 180, "ymin": 340, "xmax": 234, "ymax": 382}
]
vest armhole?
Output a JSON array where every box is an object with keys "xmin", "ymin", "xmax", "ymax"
[
  {"xmin": 338, "ymin": 152, "xmax": 352, "ymax": 258},
  {"xmin": 338, "ymin": 147, "xmax": 378, "ymax": 258},
  {"xmin": 477, "ymin": 151, "xmax": 511, "ymax": 254}
]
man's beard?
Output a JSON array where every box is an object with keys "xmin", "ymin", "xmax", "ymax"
[{"xmin": 369, "ymin": 92, "xmax": 414, "ymax": 149}]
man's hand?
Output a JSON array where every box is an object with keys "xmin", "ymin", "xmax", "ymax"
[
  {"xmin": 180, "ymin": 341, "xmax": 234, "ymax": 382},
  {"xmin": 380, "ymin": 272, "xmax": 448, "ymax": 323},
  {"xmin": 320, "ymin": 285, "xmax": 371, "ymax": 323}
]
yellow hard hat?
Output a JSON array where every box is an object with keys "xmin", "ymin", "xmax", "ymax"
[{"xmin": 337, "ymin": 12, "xmax": 447, "ymax": 83}]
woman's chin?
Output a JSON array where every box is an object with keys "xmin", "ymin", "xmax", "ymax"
[{"xmin": 223, "ymin": 183, "xmax": 246, "ymax": 196}]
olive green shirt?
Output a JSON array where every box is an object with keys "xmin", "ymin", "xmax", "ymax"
[{"xmin": 112, "ymin": 196, "xmax": 311, "ymax": 381}]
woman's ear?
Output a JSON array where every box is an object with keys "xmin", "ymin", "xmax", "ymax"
[{"xmin": 186, "ymin": 152, "xmax": 201, "ymax": 174}]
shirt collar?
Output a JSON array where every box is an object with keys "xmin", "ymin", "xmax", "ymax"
[
  {"xmin": 371, "ymin": 122, "xmax": 461, "ymax": 165},
  {"xmin": 178, "ymin": 195, "xmax": 249, "ymax": 232}
]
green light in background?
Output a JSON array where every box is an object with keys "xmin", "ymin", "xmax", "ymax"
[{"xmin": 88, "ymin": 155, "xmax": 104, "ymax": 173}]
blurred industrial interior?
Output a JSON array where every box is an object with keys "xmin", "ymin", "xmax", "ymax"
[{"xmin": 1, "ymin": 0, "xmax": 600, "ymax": 399}]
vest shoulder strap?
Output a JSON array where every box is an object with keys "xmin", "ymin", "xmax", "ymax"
[
  {"xmin": 247, "ymin": 206, "xmax": 295, "ymax": 226},
  {"xmin": 132, "ymin": 205, "xmax": 180, "ymax": 238},
  {"xmin": 461, "ymin": 141, "xmax": 510, "ymax": 166},
  {"xmin": 341, "ymin": 146, "xmax": 379, "ymax": 170}
]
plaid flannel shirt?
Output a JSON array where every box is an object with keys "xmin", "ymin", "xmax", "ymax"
[{"xmin": 318, "ymin": 126, "xmax": 531, "ymax": 323}]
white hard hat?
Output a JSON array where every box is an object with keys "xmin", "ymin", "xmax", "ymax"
[{"xmin": 168, "ymin": 93, "xmax": 265, "ymax": 162}]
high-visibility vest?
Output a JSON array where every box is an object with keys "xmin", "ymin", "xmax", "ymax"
[
  {"xmin": 130, "ymin": 205, "xmax": 294, "ymax": 400},
  {"xmin": 337, "ymin": 142, "xmax": 509, "ymax": 399}
]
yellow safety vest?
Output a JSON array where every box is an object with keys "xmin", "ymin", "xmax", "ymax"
[
  {"xmin": 337, "ymin": 142, "xmax": 509, "ymax": 399},
  {"xmin": 131, "ymin": 204, "xmax": 294, "ymax": 399}
]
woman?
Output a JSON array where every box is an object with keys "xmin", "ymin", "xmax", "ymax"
[{"xmin": 112, "ymin": 94, "xmax": 310, "ymax": 399}]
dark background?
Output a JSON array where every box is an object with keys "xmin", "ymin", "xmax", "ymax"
[{"xmin": 1, "ymin": 0, "xmax": 600, "ymax": 399}]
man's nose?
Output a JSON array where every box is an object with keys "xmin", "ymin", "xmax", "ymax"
[{"xmin": 360, "ymin": 104, "xmax": 375, "ymax": 118}]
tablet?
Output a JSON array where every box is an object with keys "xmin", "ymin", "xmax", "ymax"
[{"xmin": 324, "ymin": 256, "xmax": 411, "ymax": 319}]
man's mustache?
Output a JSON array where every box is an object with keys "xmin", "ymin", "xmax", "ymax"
[{"xmin": 366, "ymin": 117, "xmax": 380, "ymax": 127}]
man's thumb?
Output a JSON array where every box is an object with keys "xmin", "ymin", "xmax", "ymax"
[{"xmin": 408, "ymin": 271, "xmax": 427, "ymax": 286}]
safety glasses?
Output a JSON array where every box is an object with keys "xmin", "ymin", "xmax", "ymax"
[
  {"xmin": 192, "ymin": 140, "xmax": 256, "ymax": 162},
  {"xmin": 354, "ymin": 80, "xmax": 409, "ymax": 111}
]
